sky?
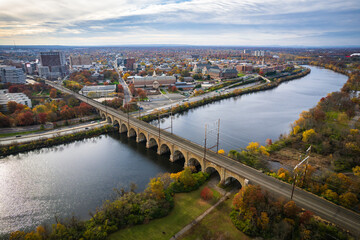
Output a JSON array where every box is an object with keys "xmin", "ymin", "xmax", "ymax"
[{"xmin": 0, "ymin": 0, "xmax": 359, "ymax": 46}]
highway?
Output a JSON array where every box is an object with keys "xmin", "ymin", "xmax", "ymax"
[
  {"xmin": 45, "ymin": 80, "xmax": 360, "ymax": 236},
  {"xmin": 0, "ymin": 121, "xmax": 107, "ymax": 146}
]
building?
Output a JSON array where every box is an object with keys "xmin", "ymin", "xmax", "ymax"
[
  {"xmin": 39, "ymin": 51, "xmax": 67, "ymax": 79},
  {"xmin": 116, "ymin": 57, "xmax": 135, "ymax": 70},
  {"xmin": 128, "ymin": 75, "xmax": 176, "ymax": 88},
  {"xmin": 69, "ymin": 55, "xmax": 92, "ymax": 68},
  {"xmin": 253, "ymin": 50, "xmax": 265, "ymax": 57},
  {"xmin": 236, "ymin": 64, "xmax": 253, "ymax": 73},
  {"xmin": 79, "ymin": 85, "xmax": 116, "ymax": 98},
  {"xmin": 193, "ymin": 63, "xmax": 212, "ymax": 73},
  {"xmin": 208, "ymin": 68, "xmax": 222, "ymax": 79},
  {"xmin": 0, "ymin": 65, "xmax": 26, "ymax": 84},
  {"xmin": 0, "ymin": 90, "xmax": 32, "ymax": 112},
  {"xmin": 221, "ymin": 68, "xmax": 238, "ymax": 79},
  {"xmin": 38, "ymin": 66, "xmax": 50, "ymax": 79}
]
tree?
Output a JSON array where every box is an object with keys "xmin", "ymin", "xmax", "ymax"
[
  {"xmin": 148, "ymin": 177, "xmax": 165, "ymax": 200},
  {"xmin": 283, "ymin": 201, "xmax": 300, "ymax": 219},
  {"xmin": 7, "ymin": 101, "xmax": 17, "ymax": 114},
  {"xmin": 49, "ymin": 88, "xmax": 57, "ymax": 98},
  {"xmin": 117, "ymin": 84, "xmax": 124, "ymax": 93},
  {"xmin": 38, "ymin": 112, "xmax": 47, "ymax": 124},
  {"xmin": 0, "ymin": 112, "xmax": 11, "ymax": 127},
  {"xmin": 15, "ymin": 111, "xmax": 34, "ymax": 126},
  {"xmin": 302, "ymin": 129, "xmax": 316, "ymax": 142},
  {"xmin": 200, "ymin": 187, "xmax": 213, "ymax": 201},
  {"xmin": 352, "ymin": 166, "xmax": 360, "ymax": 177},
  {"xmin": 179, "ymin": 167, "xmax": 196, "ymax": 188},
  {"xmin": 339, "ymin": 192, "xmax": 358, "ymax": 208}
]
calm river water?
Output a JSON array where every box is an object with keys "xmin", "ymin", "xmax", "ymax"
[{"xmin": 0, "ymin": 66, "xmax": 347, "ymax": 236}]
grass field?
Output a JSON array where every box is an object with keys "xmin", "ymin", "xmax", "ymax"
[
  {"xmin": 108, "ymin": 186, "xmax": 220, "ymax": 240},
  {"xmin": 180, "ymin": 193, "xmax": 251, "ymax": 240}
]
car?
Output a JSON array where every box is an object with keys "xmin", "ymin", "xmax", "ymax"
[
  {"xmin": 85, "ymin": 127, "xmax": 89, "ymax": 130},
  {"xmin": 182, "ymin": 98, "xmax": 189, "ymax": 102},
  {"xmin": 15, "ymin": 135, "xmax": 21, "ymax": 138}
]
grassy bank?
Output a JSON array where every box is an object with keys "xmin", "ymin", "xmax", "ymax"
[
  {"xmin": 109, "ymin": 185, "xmax": 220, "ymax": 240},
  {"xmin": 180, "ymin": 193, "xmax": 251, "ymax": 240}
]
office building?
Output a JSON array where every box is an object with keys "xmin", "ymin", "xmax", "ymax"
[{"xmin": 0, "ymin": 65, "xmax": 26, "ymax": 84}]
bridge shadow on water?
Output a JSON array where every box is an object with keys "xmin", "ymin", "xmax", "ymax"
[{"xmin": 107, "ymin": 132, "xmax": 184, "ymax": 174}]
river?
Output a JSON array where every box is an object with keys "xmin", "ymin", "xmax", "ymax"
[{"xmin": 0, "ymin": 65, "xmax": 348, "ymax": 236}]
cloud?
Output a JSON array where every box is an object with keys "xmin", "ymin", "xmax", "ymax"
[{"xmin": 0, "ymin": 0, "xmax": 359, "ymax": 46}]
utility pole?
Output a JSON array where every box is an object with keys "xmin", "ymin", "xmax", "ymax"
[
  {"xmin": 216, "ymin": 119, "xmax": 220, "ymax": 153},
  {"xmin": 302, "ymin": 145, "xmax": 312, "ymax": 186},
  {"xmin": 203, "ymin": 123, "xmax": 207, "ymax": 160},
  {"xmin": 158, "ymin": 113, "xmax": 161, "ymax": 141},
  {"xmin": 291, "ymin": 154, "xmax": 309, "ymax": 200}
]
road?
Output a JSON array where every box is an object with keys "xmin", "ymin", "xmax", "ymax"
[
  {"xmin": 0, "ymin": 121, "xmax": 107, "ymax": 146},
  {"xmin": 113, "ymin": 62, "xmax": 131, "ymax": 104},
  {"xmin": 44, "ymin": 79, "xmax": 360, "ymax": 237}
]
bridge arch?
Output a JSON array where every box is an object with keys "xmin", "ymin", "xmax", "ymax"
[
  {"xmin": 101, "ymin": 113, "xmax": 106, "ymax": 120},
  {"xmin": 224, "ymin": 176, "xmax": 242, "ymax": 190},
  {"xmin": 172, "ymin": 149, "xmax": 185, "ymax": 162},
  {"xmin": 120, "ymin": 123, "xmax": 128, "ymax": 133},
  {"xmin": 147, "ymin": 138, "xmax": 158, "ymax": 149},
  {"xmin": 113, "ymin": 119, "xmax": 120, "ymax": 128},
  {"xmin": 106, "ymin": 116, "xmax": 113, "ymax": 124},
  {"xmin": 137, "ymin": 132, "xmax": 147, "ymax": 143},
  {"xmin": 188, "ymin": 157, "xmax": 202, "ymax": 172},
  {"xmin": 128, "ymin": 127, "xmax": 137, "ymax": 138},
  {"xmin": 205, "ymin": 166, "xmax": 222, "ymax": 182},
  {"xmin": 159, "ymin": 143, "xmax": 171, "ymax": 155}
]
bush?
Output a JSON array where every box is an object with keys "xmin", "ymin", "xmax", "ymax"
[{"xmin": 200, "ymin": 187, "xmax": 213, "ymax": 201}]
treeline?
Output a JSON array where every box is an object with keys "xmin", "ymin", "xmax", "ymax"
[
  {"xmin": 140, "ymin": 68, "xmax": 311, "ymax": 122},
  {"xmin": 269, "ymin": 165, "xmax": 360, "ymax": 211},
  {"xmin": 231, "ymin": 185, "xmax": 353, "ymax": 239},
  {"xmin": 0, "ymin": 125, "xmax": 115, "ymax": 157},
  {"xmin": 9, "ymin": 168, "xmax": 209, "ymax": 240},
  {"xmin": 0, "ymin": 96, "xmax": 95, "ymax": 127}
]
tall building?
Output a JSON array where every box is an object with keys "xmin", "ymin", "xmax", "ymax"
[
  {"xmin": 124, "ymin": 58, "xmax": 135, "ymax": 70},
  {"xmin": 116, "ymin": 57, "xmax": 135, "ymax": 70},
  {"xmin": 39, "ymin": 51, "xmax": 66, "ymax": 79},
  {"xmin": 69, "ymin": 55, "xmax": 92, "ymax": 67},
  {"xmin": 0, "ymin": 65, "xmax": 26, "ymax": 84}
]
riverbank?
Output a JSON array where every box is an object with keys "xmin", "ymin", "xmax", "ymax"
[
  {"xmin": 140, "ymin": 67, "xmax": 310, "ymax": 122},
  {"xmin": 0, "ymin": 125, "xmax": 115, "ymax": 157}
]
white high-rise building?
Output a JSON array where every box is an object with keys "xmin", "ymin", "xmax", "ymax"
[{"xmin": 0, "ymin": 65, "xmax": 26, "ymax": 84}]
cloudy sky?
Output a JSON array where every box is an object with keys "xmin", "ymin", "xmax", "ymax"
[{"xmin": 0, "ymin": 0, "xmax": 359, "ymax": 46}]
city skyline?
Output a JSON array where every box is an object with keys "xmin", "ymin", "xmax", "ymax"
[{"xmin": 0, "ymin": 0, "xmax": 360, "ymax": 47}]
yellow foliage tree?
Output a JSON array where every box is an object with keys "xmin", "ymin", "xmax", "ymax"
[
  {"xmin": 352, "ymin": 166, "xmax": 360, "ymax": 177},
  {"xmin": 218, "ymin": 149, "xmax": 225, "ymax": 154},
  {"xmin": 246, "ymin": 142, "xmax": 259, "ymax": 152},
  {"xmin": 259, "ymin": 146, "xmax": 269, "ymax": 156},
  {"xmin": 302, "ymin": 129, "xmax": 316, "ymax": 142},
  {"xmin": 293, "ymin": 125, "xmax": 300, "ymax": 135},
  {"xmin": 148, "ymin": 177, "xmax": 165, "ymax": 200}
]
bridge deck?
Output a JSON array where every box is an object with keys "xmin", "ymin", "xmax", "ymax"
[{"xmin": 46, "ymin": 80, "xmax": 360, "ymax": 236}]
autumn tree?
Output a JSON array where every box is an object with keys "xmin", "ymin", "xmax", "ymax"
[
  {"xmin": 200, "ymin": 186, "xmax": 213, "ymax": 201},
  {"xmin": 49, "ymin": 88, "xmax": 57, "ymax": 98},
  {"xmin": 0, "ymin": 112, "xmax": 11, "ymax": 127},
  {"xmin": 148, "ymin": 177, "xmax": 165, "ymax": 200},
  {"xmin": 7, "ymin": 101, "xmax": 17, "ymax": 114}
]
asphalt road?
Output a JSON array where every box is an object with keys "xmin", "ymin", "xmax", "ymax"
[
  {"xmin": 113, "ymin": 62, "xmax": 131, "ymax": 104},
  {"xmin": 0, "ymin": 121, "xmax": 107, "ymax": 146},
  {"xmin": 45, "ymin": 79, "xmax": 360, "ymax": 237}
]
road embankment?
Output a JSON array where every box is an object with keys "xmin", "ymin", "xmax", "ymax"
[{"xmin": 0, "ymin": 125, "xmax": 116, "ymax": 157}]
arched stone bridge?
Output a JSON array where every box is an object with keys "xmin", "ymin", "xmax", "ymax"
[
  {"xmin": 45, "ymin": 80, "xmax": 360, "ymax": 236},
  {"xmin": 100, "ymin": 110, "xmax": 246, "ymax": 187}
]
